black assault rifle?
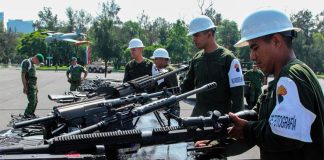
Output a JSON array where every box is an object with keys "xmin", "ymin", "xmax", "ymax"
[
  {"xmin": 48, "ymin": 66, "xmax": 189, "ymax": 103},
  {"xmin": 0, "ymin": 110, "xmax": 257, "ymax": 155},
  {"xmin": 56, "ymin": 82, "xmax": 217, "ymax": 136},
  {"xmin": 13, "ymin": 87, "xmax": 181, "ymax": 130}
]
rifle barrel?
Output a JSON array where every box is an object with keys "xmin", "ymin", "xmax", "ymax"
[{"xmin": 13, "ymin": 115, "xmax": 56, "ymax": 129}]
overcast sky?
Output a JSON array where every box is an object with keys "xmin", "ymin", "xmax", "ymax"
[{"xmin": 0, "ymin": 0, "xmax": 323, "ymax": 28}]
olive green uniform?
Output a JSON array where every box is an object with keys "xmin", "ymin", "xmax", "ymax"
[
  {"xmin": 67, "ymin": 64, "xmax": 87, "ymax": 91},
  {"xmin": 123, "ymin": 58, "xmax": 153, "ymax": 82},
  {"xmin": 155, "ymin": 65, "xmax": 180, "ymax": 116},
  {"xmin": 243, "ymin": 59, "xmax": 324, "ymax": 160},
  {"xmin": 21, "ymin": 58, "xmax": 38, "ymax": 116},
  {"xmin": 155, "ymin": 65, "xmax": 178, "ymax": 90},
  {"xmin": 181, "ymin": 46, "xmax": 245, "ymax": 116},
  {"xmin": 244, "ymin": 69, "xmax": 265, "ymax": 108}
]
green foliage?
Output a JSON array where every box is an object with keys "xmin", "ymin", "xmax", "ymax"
[
  {"xmin": 216, "ymin": 19, "xmax": 240, "ymax": 52},
  {"xmin": 90, "ymin": 0, "xmax": 123, "ymax": 72},
  {"xmin": 0, "ymin": 31, "xmax": 19, "ymax": 63},
  {"xmin": 291, "ymin": 10, "xmax": 324, "ymax": 72},
  {"xmin": 143, "ymin": 44, "xmax": 164, "ymax": 59},
  {"xmin": 166, "ymin": 20, "xmax": 194, "ymax": 63},
  {"xmin": 16, "ymin": 31, "xmax": 47, "ymax": 61},
  {"xmin": 2, "ymin": 1, "xmax": 323, "ymax": 73},
  {"xmin": 34, "ymin": 7, "xmax": 59, "ymax": 31}
]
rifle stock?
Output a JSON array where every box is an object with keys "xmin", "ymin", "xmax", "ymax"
[{"xmin": 0, "ymin": 110, "xmax": 257, "ymax": 154}]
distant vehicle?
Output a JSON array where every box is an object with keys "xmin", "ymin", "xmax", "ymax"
[
  {"xmin": 87, "ymin": 61, "xmax": 113, "ymax": 73},
  {"xmin": 43, "ymin": 31, "xmax": 88, "ymax": 44}
]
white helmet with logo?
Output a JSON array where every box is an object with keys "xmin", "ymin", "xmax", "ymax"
[
  {"xmin": 187, "ymin": 15, "xmax": 216, "ymax": 36},
  {"xmin": 234, "ymin": 9, "xmax": 301, "ymax": 47},
  {"xmin": 128, "ymin": 38, "xmax": 145, "ymax": 49},
  {"xmin": 151, "ymin": 48, "xmax": 170, "ymax": 59}
]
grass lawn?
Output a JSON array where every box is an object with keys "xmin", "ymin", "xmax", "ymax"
[
  {"xmin": 38, "ymin": 66, "xmax": 68, "ymax": 71},
  {"xmin": 318, "ymin": 74, "xmax": 324, "ymax": 79}
]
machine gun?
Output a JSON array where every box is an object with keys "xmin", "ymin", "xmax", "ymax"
[
  {"xmin": 13, "ymin": 87, "xmax": 181, "ymax": 133},
  {"xmin": 61, "ymin": 82, "xmax": 217, "ymax": 136},
  {"xmin": 0, "ymin": 110, "xmax": 257, "ymax": 159},
  {"xmin": 100, "ymin": 65, "xmax": 189, "ymax": 97},
  {"xmin": 48, "ymin": 66, "xmax": 189, "ymax": 103}
]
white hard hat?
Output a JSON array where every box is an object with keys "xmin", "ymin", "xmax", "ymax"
[
  {"xmin": 128, "ymin": 38, "xmax": 145, "ymax": 49},
  {"xmin": 234, "ymin": 9, "xmax": 301, "ymax": 48},
  {"xmin": 187, "ymin": 15, "xmax": 216, "ymax": 36},
  {"xmin": 151, "ymin": 48, "xmax": 170, "ymax": 59}
]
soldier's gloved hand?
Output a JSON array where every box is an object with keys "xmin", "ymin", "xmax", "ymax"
[{"xmin": 68, "ymin": 78, "xmax": 71, "ymax": 83}]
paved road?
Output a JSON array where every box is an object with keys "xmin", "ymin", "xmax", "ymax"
[{"xmin": 0, "ymin": 67, "xmax": 323, "ymax": 159}]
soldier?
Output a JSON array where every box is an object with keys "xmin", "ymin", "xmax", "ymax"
[
  {"xmin": 181, "ymin": 15, "xmax": 245, "ymax": 117},
  {"xmin": 123, "ymin": 38, "xmax": 153, "ymax": 82},
  {"xmin": 244, "ymin": 65, "xmax": 266, "ymax": 108},
  {"xmin": 66, "ymin": 57, "xmax": 88, "ymax": 91},
  {"xmin": 21, "ymin": 53, "xmax": 44, "ymax": 118},
  {"xmin": 151, "ymin": 48, "xmax": 179, "ymax": 116},
  {"xmin": 228, "ymin": 9, "xmax": 324, "ymax": 159}
]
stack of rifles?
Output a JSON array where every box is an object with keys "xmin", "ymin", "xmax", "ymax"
[{"xmin": 0, "ymin": 66, "xmax": 257, "ymax": 160}]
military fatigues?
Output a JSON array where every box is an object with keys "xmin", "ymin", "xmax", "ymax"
[
  {"xmin": 155, "ymin": 65, "xmax": 180, "ymax": 116},
  {"xmin": 244, "ymin": 69, "xmax": 265, "ymax": 108},
  {"xmin": 155, "ymin": 65, "xmax": 178, "ymax": 90},
  {"xmin": 21, "ymin": 58, "xmax": 38, "ymax": 116},
  {"xmin": 67, "ymin": 64, "xmax": 87, "ymax": 91},
  {"xmin": 243, "ymin": 59, "xmax": 324, "ymax": 160},
  {"xmin": 123, "ymin": 58, "xmax": 153, "ymax": 82},
  {"xmin": 181, "ymin": 46, "xmax": 245, "ymax": 116}
]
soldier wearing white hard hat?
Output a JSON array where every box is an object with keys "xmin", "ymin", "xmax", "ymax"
[
  {"xmin": 228, "ymin": 9, "xmax": 324, "ymax": 160},
  {"xmin": 181, "ymin": 15, "xmax": 245, "ymax": 118},
  {"xmin": 123, "ymin": 38, "xmax": 153, "ymax": 82},
  {"xmin": 151, "ymin": 48, "xmax": 179, "ymax": 116}
]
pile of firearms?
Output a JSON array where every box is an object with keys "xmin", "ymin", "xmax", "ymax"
[{"xmin": 0, "ymin": 66, "xmax": 257, "ymax": 160}]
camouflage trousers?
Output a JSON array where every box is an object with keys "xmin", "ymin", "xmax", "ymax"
[
  {"xmin": 69, "ymin": 81, "xmax": 81, "ymax": 91},
  {"xmin": 24, "ymin": 85, "xmax": 38, "ymax": 116}
]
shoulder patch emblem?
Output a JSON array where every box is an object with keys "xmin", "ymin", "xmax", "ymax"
[
  {"xmin": 277, "ymin": 85, "xmax": 287, "ymax": 103},
  {"xmin": 234, "ymin": 63, "xmax": 240, "ymax": 72}
]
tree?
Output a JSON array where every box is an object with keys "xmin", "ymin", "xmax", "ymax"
[
  {"xmin": 166, "ymin": 20, "xmax": 194, "ymax": 63},
  {"xmin": 216, "ymin": 19, "xmax": 240, "ymax": 52},
  {"xmin": 291, "ymin": 10, "xmax": 316, "ymax": 67},
  {"xmin": 152, "ymin": 17, "xmax": 170, "ymax": 46},
  {"xmin": 197, "ymin": 0, "xmax": 222, "ymax": 26},
  {"xmin": 90, "ymin": 0, "xmax": 122, "ymax": 76},
  {"xmin": 0, "ymin": 31, "xmax": 19, "ymax": 63},
  {"xmin": 75, "ymin": 9, "xmax": 92, "ymax": 33},
  {"xmin": 65, "ymin": 7, "xmax": 76, "ymax": 32},
  {"xmin": 34, "ymin": 7, "xmax": 59, "ymax": 31},
  {"xmin": 16, "ymin": 31, "xmax": 47, "ymax": 62}
]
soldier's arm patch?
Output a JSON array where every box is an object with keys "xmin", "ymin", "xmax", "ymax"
[
  {"xmin": 228, "ymin": 59, "xmax": 245, "ymax": 88},
  {"xmin": 269, "ymin": 77, "xmax": 316, "ymax": 142}
]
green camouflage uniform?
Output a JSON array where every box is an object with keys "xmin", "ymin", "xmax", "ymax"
[
  {"xmin": 123, "ymin": 58, "xmax": 153, "ymax": 82},
  {"xmin": 244, "ymin": 69, "xmax": 265, "ymax": 108},
  {"xmin": 181, "ymin": 46, "xmax": 245, "ymax": 116},
  {"xmin": 244, "ymin": 59, "xmax": 324, "ymax": 159},
  {"xmin": 155, "ymin": 65, "xmax": 180, "ymax": 116},
  {"xmin": 155, "ymin": 65, "xmax": 178, "ymax": 90},
  {"xmin": 21, "ymin": 58, "xmax": 38, "ymax": 116},
  {"xmin": 67, "ymin": 64, "xmax": 87, "ymax": 91}
]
